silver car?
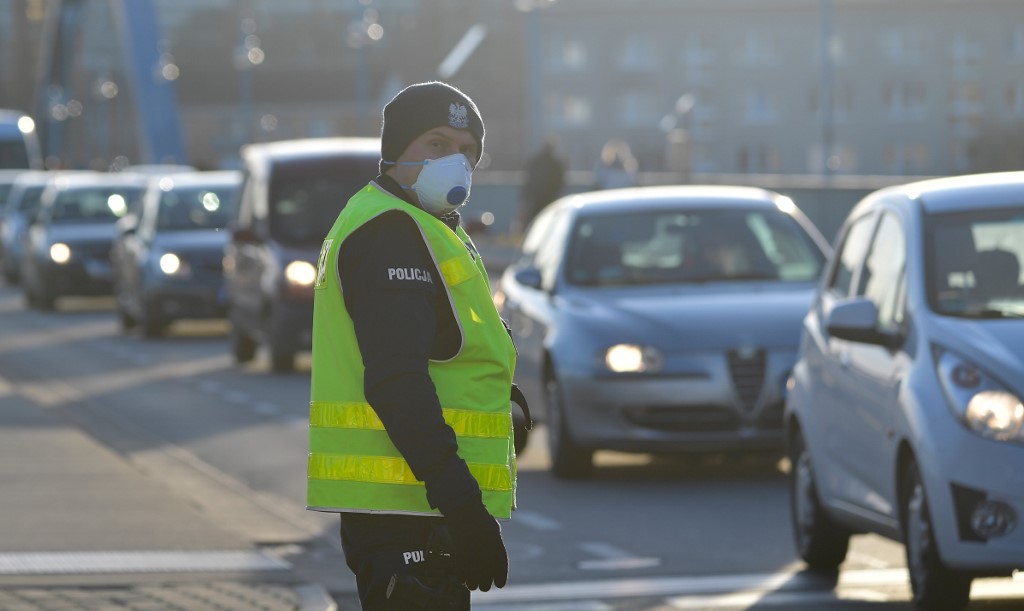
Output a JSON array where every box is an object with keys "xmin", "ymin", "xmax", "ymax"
[
  {"xmin": 497, "ymin": 186, "xmax": 830, "ymax": 478},
  {"xmin": 785, "ymin": 171, "xmax": 1024, "ymax": 610}
]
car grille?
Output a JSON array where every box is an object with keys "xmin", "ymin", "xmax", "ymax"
[
  {"xmin": 727, "ymin": 348, "xmax": 766, "ymax": 410},
  {"xmin": 624, "ymin": 405, "xmax": 740, "ymax": 433},
  {"xmin": 74, "ymin": 241, "xmax": 112, "ymax": 261},
  {"xmin": 182, "ymin": 250, "xmax": 224, "ymax": 274}
]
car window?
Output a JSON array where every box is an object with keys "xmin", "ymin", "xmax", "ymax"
[
  {"xmin": 157, "ymin": 185, "xmax": 238, "ymax": 232},
  {"xmin": 17, "ymin": 185, "xmax": 45, "ymax": 213},
  {"xmin": 0, "ymin": 183, "xmax": 12, "ymax": 207},
  {"xmin": 518, "ymin": 205, "xmax": 558, "ymax": 264},
  {"xmin": 268, "ymin": 156, "xmax": 378, "ymax": 246},
  {"xmin": 563, "ymin": 207, "xmax": 824, "ymax": 287},
  {"xmin": 857, "ymin": 212, "xmax": 906, "ymax": 330},
  {"xmin": 535, "ymin": 209, "xmax": 572, "ymax": 290},
  {"xmin": 50, "ymin": 186, "xmax": 143, "ymax": 224},
  {"xmin": 827, "ymin": 212, "xmax": 878, "ymax": 296},
  {"xmin": 926, "ymin": 206, "xmax": 1024, "ymax": 318}
]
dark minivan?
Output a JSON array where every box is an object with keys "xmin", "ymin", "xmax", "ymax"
[{"xmin": 225, "ymin": 137, "xmax": 380, "ymax": 372}]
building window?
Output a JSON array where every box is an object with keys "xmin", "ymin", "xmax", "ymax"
[
  {"xmin": 950, "ymin": 32, "xmax": 983, "ymax": 64},
  {"xmin": 744, "ymin": 88, "xmax": 777, "ymax": 124},
  {"xmin": 546, "ymin": 39, "xmax": 588, "ymax": 72},
  {"xmin": 737, "ymin": 145, "xmax": 783, "ymax": 173},
  {"xmin": 882, "ymin": 28, "xmax": 925, "ymax": 64},
  {"xmin": 950, "ymin": 83, "xmax": 983, "ymax": 119},
  {"xmin": 809, "ymin": 86, "xmax": 852, "ymax": 122},
  {"xmin": 1009, "ymin": 82, "xmax": 1024, "ymax": 115},
  {"xmin": 619, "ymin": 36, "xmax": 657, "ymax": 71},
  {"xmin": 1011, "ymin": 26, "xmax": 1024, "ymax": 60},
  {"xmin": 883, "ymin": 143, "xmax": 930, "ymax": 174},
  {"xmin": 618, "ymin": 91, "xmax": 659, "ymax": 127},
  {"xmin": 546, "ymin": 94, "xmax": 591, "ymax": 127},
  {"xmin": 681, "ymin": 34, "xmax": 714, "ymax": 67},
  {"xmin": 807, "ymin": 143, "xmax": 858, "ymax": 174},
  {"xmin": 883, "ymin": 82, "xmax": 928, "ymax": 121},
  {"xmin": 736, "ymin": 31, "xmax": 778, "ymax": 65}
]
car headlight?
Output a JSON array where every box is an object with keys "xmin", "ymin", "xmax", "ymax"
[
  {"xmin": 602, "ymin": 344, "xmax": 664, "ymax": 374},
  {"xmin": 935, "ymin": 346, "xmax": 1024, "ymax": 444},
  {"xmin": 158, "ymin": 252, "xmax": 191, "ymax": 277},
  {"xmin": 49, "ymin": 242, "xmax": 71, "ymax": 264},
  {"xmin": 284, "ymin": 260, "xmax": 317, "ymax": 287}
]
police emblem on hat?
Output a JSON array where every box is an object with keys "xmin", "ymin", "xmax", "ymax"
[{"xmin": 449, "ymin": 102, "xmax": 469, "ymax": 129}]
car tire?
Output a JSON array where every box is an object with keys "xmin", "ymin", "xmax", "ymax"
[
  {"xmin": 230, "ymin": 323, "xmax": 257, "ymax": 364},
  {"xmin": 139, "ymin": 305, "xmax": 167, "ymax": 338},
  {"xmin": 545, "ymin": 374, "xmax": 593, "ymax": 479},
  {"xmin": 270, "ymin": 342, "xmax": 296, "ymax": 373},
  {"xmin": 117, "ymin": 302, "xmax": 137, "ymax": 332},
  {"xmin": 790, "ymin": 431, "xmax": 850, "ymax": 570},
  {"xmin": 902, "ymin": 461, "xmax": 972, "ymax": 610}
]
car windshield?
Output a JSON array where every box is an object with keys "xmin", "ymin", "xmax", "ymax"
[
  {"xmin": 157, "ymin": 185, "xmax": 238, "ymax": 231},
  {"xmin": 926, "ymin": 206, "xmax": 1024, "ymax": 319},
  {"xmin": 51, "ymin": 186, "xmax": 144, "ymax": 224},
  {"xmin": 268, "ymin": 156, "xmax": 379, "ymax": 246},
  {"xmin": 565, "ymin": 207, "xmax": 825, "ymax": 287},
  {"xmin": 16, "ymin": 185, "xmax": 45, "ymax": 213}
]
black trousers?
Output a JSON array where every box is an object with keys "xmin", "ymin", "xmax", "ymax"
[{"xmin": 340, "ymin": 513, "xmax": 471, "ymax": 611}]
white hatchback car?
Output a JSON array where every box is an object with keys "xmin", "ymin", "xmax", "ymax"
[{"xmin": 785, "ymin": 172, "xmax": 1024, "ymax": 610}]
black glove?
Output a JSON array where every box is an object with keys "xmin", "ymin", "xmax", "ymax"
[{"xmin": 443, "ymin": 495, "xmax": 508, "ymax": 592}]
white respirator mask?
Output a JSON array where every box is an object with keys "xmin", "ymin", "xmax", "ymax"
[{"xmin": 393, "ymin": 153, "xmax": 473, "ymax": 216}]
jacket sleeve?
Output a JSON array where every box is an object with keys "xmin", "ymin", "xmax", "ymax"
[{"xmin": 337, "ymin": 211, "xmax": 481, "ymax": 514}]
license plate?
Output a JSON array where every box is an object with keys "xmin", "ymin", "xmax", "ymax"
[{"xmin": 85, "ymin": 259, "xmax": 112, "ymax": 280}]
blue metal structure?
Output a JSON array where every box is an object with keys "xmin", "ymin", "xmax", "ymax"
[{"xmin": 35, "ymin": 0, "xmax": 187, "ymax": 165}]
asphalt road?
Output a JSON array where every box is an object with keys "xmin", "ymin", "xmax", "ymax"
[{"xmin": 0, "ymin": 281, "xmax": 1021, "ymax": 610}]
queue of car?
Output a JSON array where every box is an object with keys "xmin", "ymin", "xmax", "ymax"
[{"xmin": 0, "ymin": 146, "xmax": 1020, "ymax": 609}]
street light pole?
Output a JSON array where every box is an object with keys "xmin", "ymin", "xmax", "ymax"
[{"xmin": 820, "ymin": 0, "xmax": 835, "ymax": 178}]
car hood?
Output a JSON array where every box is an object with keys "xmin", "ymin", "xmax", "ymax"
[
  {"xmin": 559, "ymin": 282, "xmax": 816, "ymax": 351},
  {"xmin": 47, "ymin": 223, "xmax": 117, "ymax": 244},
  {"xmin": 928, "ymin": 315, "xmax": 1024, "ymax": 386},
  {"xmin": 153, "ymin": 230, "xmax": 229, "ymax": 253}
]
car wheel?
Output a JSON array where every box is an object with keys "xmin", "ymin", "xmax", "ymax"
[
  {"xmin": 270, "ymin": 342, "xmax": 296, "ymax": 373},
  {"xmin": 34, "ymin": 282, "xmax": 56, "ymax": 311},
  {"xmin": 139, "ymin": 304, "xmax": 167, "ymax": 338},
  {"xmin": 902, "ymin": 461, "xmax": 972, "ymax": 610},
  {"xmin": 116, "ymin": 301, "xmax": 137, "ymax": 332},
  {"xmin": 545, "ymin": 374, "xmax": 593, "ymax": 479},
  {"xmin": 230, "ymin": 323, "xmax": 257, "ymax": 364},
  {"xmin": 790, "ymin": 431, "xmax": 850, "ymax": 570}
]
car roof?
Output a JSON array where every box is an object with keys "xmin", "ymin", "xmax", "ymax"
[
  {"xmin": 863, "ymin": 171, "xmax": 1024, "ymax": 215},
  {"xmin": 242, "ymin": 137, "xmax": 380, "ymax": 165},
  {"xmin": 551, "ymin": 185, "xmax": 785, "ymax": 215},
  {"xmin": 50, "ymin": 172, "xmax": 150, "ymax": 190},
  {"xmin": 147, "ymin": 171, "xmax": 242, "ymax": 189}
]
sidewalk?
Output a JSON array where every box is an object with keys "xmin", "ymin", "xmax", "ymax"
[{"xmin": 0, "ymin": 374, "xmax": 336, "ymax": 611}]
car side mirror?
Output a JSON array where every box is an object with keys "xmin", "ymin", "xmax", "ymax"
[
  {"xmin": 826, "ymin": 297, "xmax": 895, "ymax": 347},
  {"xmin": 513, "ymin": 265, "xmax": 543, "ymax": 290}
]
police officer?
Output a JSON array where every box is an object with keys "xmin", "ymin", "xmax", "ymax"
[{"xmin": 307, "ymin": 81, "xmax": 519, "ymax": 610}]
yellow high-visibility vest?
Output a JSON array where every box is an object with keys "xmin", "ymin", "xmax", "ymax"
[{"xmin": 307, "ymin": 183, "xmax": 517, "ymax": 518}]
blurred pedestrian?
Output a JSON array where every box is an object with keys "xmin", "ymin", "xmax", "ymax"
[
  {"xmin": 593, "ymin": 138, "xmax": 638, "ymax": 190},
  {"xmin": 517, "ymin": 136, "xmax": 565, "ymax": 232},
  {"xmin": 308, "ymin": 81, "xmax": 526, "ymax": 610}
]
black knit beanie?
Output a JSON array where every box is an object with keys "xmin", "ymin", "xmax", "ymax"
[{"xmin": 380, "ymin": 81, "xmax": 485, "ymax": 165}]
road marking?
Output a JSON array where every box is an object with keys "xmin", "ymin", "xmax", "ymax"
[
  {"xmin": 577, "ymin": 542, "xmax": 661, "ymax": 571},
  {"xmin": 472, "ymin": 568, "xmax": 1024, "ymax": 606},
  {"xmin": 224, "ymin": 390, "xmax": 248, "ymax": 404},
  {"xmin": 0, "ymin": 550, "xmax": 289, "ymax": 575},
  {"xmin": 513, "ymin": 511, "xmax": 562, "ymax": 531},
  {"xmin": 253, "ymin": 402, "xmax": 280, "ymax": 415}
]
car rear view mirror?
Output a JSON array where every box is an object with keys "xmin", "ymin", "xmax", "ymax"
[
  {"xmin": 514, "ymin": 266, "xmax": 544, "ymax": 290},
  {"xmin": 826, "ymin": 297, "xmax": 893, "ymax": 347}
]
